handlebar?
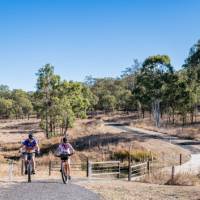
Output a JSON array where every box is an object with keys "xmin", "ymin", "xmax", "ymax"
[{"xmin": 55, "ymin": 153, "xmax": 73, "ymax": 157}]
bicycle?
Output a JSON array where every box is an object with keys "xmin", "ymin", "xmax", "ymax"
[
  {"xmin": 26, "ymin": 152, "xmax": 34, "ymax": 183},
  {"xmin": 59, "ymin": 153, "xmax": 72, "ymax": 184}
]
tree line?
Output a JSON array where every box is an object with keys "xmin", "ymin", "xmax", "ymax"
[
  {"xmin": 85, "ymin": 40, "xmax": 200, "ymax": 127},
  {"xmin": 0, "ymin": 85, "xmax": 33, "ymax": 119},
  {"xmin": 0, "ymin": 65, "xmax": 96, "ymax": 138},
  {"xmin": 0, "ymin": 39, "xmax": 200, "ymax": 136}
]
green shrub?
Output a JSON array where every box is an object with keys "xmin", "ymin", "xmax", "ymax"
[
  {"xmin": 113, "ymin": 150, "xmax": 128, "ymax": 162},
  {"xmin": 113, "ymin": 150, "xmax": 156, "ymax": 162}
]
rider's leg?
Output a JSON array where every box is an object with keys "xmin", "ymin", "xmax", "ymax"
[
  {"xmin": 32, "ymin": 154, "xmax": 36, "ymax": 173},
  {"xmin": 24, "ymin": 154, "xmax": 28, "ymax": 174},
  {"xmin": 66, "ymin": 159, "xmax": 71, "ymax": 178},
  {"xmin": 64, "ymin": 161, "xmax": 68, "ymax": 176}
]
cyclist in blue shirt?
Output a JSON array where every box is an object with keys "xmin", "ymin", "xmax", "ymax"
[{"xmin": 20, "ymin": 132, "xmax": 40, "ymax": 174}]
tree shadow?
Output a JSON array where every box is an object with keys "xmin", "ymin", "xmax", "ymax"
[
  {"xmin": 71, "ymin": 132, "xmax": 143, "ymax": 151},
  {"xmin": 0, "ymin": 122, "xmax": 40, "ymax": 132}
]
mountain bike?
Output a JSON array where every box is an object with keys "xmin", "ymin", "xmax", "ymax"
[
  {"xmin": 60, "ymin": 153, "xmax": 71, "ymax": 184},
  {"xmin": 26, "ymin": 153, "xmax": 34, "ymax": 183}
]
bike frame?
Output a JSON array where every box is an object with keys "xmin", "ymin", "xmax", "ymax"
[
  {"xmin": 61, "ymin": 160, "xmax": 69, "ymax": 184},
  {"xmin": 60, "ymin": 153, "xmax": 71, "ymax": 184},
  {"xmin": 26, "ymin": 153, "xmax": 33, "ymax": 183}
]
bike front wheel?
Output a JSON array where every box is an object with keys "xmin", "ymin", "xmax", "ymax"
[{"xmin": 27, "ymin": 163, "xmax": 32, "ymax": 183}]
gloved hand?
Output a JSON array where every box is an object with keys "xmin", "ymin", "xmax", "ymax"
[{"xmin": 36, "ymin": 150, "xmax": 40, "ymax": 156}]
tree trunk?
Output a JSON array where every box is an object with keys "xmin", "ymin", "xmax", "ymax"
[
  {"xmin": 142, "ymin": 109, "xmax": 145, "ymax": 118},
  {"xmin": 64, "ymin": 117, "xmax": 69, "ymax": 138},
  {"xmin": 152, "ymin": 99, "xmax": 161, "ymax": 128},
  {"xmin": 195, "ymin": 105, "xmax": 198, "ymax": 123},
  {"xmin": 182, "ymin": 115, "xmax": 186, "ymax": 126},
  {"xmin": 50, "ymin": 120, "xmax": 53, "ymax": 135},
  {"xmin": 190, "ymin": 111, "xmax": 194, "ymax": 124}
]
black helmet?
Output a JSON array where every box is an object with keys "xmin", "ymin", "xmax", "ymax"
[
  {"xmin": 63, "ymin": 137, "xmax": 67, "ymax": 143},
  {"xmin": 28, "ymin": 132, "xmax": 33, "ymax": 139}
]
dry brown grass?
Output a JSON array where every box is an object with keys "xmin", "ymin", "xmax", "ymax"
[
  {"xmin": 141, "ymin": 170, "xmax": 199, "ymax": 186},
  {"xmin": 0, "ymin": 118, "xmax": 44, "ymax": 143},
  {"xmin": 0, "ymin": 115, "xmax": 191, "ymax": 184},
  {"xmin": 0, "ymin": 154, "xmax": 5, "ymax": 162},
  {"xmin": 102, "ymin": 112, "xmax": 200, "ymax": 140},
  {"xmin": 0, "ymin": 117, "xmax": 191, "ymax": 167},
  {"xmin": 1, "ymin": 142, "xmax": 21, "ymax": 151},
  {"xmin": 132, "ymin": 118, "xmax": 200, "ymax": 140},
  {"xmin": 78, "ymin": 179, "xmax": 200, "ymax": 200}
]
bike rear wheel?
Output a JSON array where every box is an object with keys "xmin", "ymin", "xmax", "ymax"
[{"xmin": 61, "ymin": 163, "xmax": 68, "ymax": 184}]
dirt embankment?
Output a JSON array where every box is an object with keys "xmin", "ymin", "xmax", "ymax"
[{"xmin": 79, "ymin": 180, "xmax": 200, "ymax": 200}]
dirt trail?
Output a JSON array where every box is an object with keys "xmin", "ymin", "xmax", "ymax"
[{"xmin": 107, "ymin": 123, "xmax": 200, "ymax": 174}]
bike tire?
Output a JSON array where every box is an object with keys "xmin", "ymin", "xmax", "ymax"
[
  {"xmin": 28, "ymin": 163, "xmax": 31, "ymax": 183},
  {"xmin": 61, "ymin": 163, "xmax": 68, "ymax": 184}
]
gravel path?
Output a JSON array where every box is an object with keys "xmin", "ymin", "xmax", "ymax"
[{"xmin": 0, "ymin": 180, "xmax": 101, "ymax": 200}]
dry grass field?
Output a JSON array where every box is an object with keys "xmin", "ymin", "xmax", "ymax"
[
  {"xmin": 1, "ymin": 114, "xmax": 199, "ymax": 200},
  {"xmin": 78, "ymin": 179, "xmax": 200, "ymax": 200},
  {"xmin": 103, "ymin": 112, "xmax": 200, "ymax": 140},
  {"xmin": 0, "ymin": 115, "xmax": 190, "ymax": 169}
]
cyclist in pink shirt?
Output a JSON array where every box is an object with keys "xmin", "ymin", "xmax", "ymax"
[{"xmin": 58, "ymin": 137, "xmax": 75, "ymax": 180}]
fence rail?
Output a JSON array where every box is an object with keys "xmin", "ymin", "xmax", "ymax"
[
  {"xmin": 48, "ymin": 160, "xmax": 83, "ymax": 176},
  {"xmin": 87, "ymin": 159, "xmax": 120, "ymax": 178},
  {"xmin": 3, "ymin": 155, "xmax": 182, "ymax": 182}
]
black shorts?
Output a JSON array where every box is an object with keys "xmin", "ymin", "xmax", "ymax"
[
  {"xmin": 60, "ymin": 154, "xmax": 69, "ymax": 161},
  {"xmin": 24, "ymin": 152, "xmax": 35, "ymax": 161}
]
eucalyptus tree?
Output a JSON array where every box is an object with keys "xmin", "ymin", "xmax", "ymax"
[
  {"xmin": 36, "ymin": 64, "xmax": 59, "ymax": 137},
  {"xmin": 0, "ymin": 98, "xmax": 13, "ymax": 118},
  {"xmin": 183, "ymin": 40, "xmax": 200, "ymax": 123},
  {"xmin": 134, "ymin": 55, "xmax": 174, "ymax": 127},
  {"xmin": 36, "ymin": 64, "xmax": 97, "ymax": 138},
  {"xmin": 12, "ymin": 89, "xmax": 33, "ymax": 119}
]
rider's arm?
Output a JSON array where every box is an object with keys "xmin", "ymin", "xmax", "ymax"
[
  {"xmin": 36, "ymin": 142, "xmax": 40, "ymax": 151},
  {"xmin": 55, "ymin": 144, "xmax": 62, "ymax": 156},
  {"xmin": 35, "ymin": 141, "xmax": 40, "ymax": 153},
  {"xmin": 19, "ymin": 141, "xmax": 26, "ymax": 153},
  {"xmin": 68, "ymin": 143, "xmax": 75, "ymax": 155}
]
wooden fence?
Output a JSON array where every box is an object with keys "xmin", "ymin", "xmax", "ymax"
[
  {"xmin": 128, "ymin": 161, "xmax": 150, "ymax": 181},
  {"xmin": 48, "ymin": 160, "xmax": 84, "ymax": 176},
  {"xmin": 22, "ymin": 158, "xmax": 151, "ymax": 180},
  {"xmin": 87, "ymin": 159, "xmax": 120, "ymax": 178},
  {"xmin": 9, "ymin": 155, "xmax": 182, "ymax": 182}
]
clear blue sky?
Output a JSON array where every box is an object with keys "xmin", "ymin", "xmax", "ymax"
[{"xmin": 0, "ymin": 0, "xmax": 200, "ymax": 91}]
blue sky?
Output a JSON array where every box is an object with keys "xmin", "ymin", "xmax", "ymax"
[{"xmin": 0, "ymin": 0, "xmax": 200, "ymax": 91}]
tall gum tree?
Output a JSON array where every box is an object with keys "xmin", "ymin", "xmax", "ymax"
[{"xmin": 136, "ymin": 55, "xmax": 174, "ymax": 127}]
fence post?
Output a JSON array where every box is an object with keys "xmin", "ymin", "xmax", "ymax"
[
  {"xmin": 118, "ymin": 162, "xmax": 120, "ymax": 178},
  {"xmin": 128, "ymin": 153, "xmax": 131, "ymax": 181},
  {"xmin": 102, "ymin": 150, "xmax": 104, "ymax": 161},
  {"xmin": 89, "ymin": 160, "xmax": 92, "ymax": 178},
  {"xmin": 171, "ymin": 166, "xmax": 175, "ymax": 184},
  {"xmin": 49, "ymin": 160, "xmax": 52, "ymax": 176},
  {"xmin": 21, "ymin": 159, "xmax": 24, "ymax": 176},
  {"xmin": 179, "ymin": 154, "xmax": 182, "ymax": 165},
  {"xmin": 86, "ymin": 157, "xmax": 89, "ymax": 177},
  {"xmin": 8, "ymin": 160, "xmax": 13, "ymax": 181},
  {"xmin": 87, "ymin": 158, "xmax": 92, "ymax": 178},
  {"xmin": 147, "ymin": 160, "xmax": 150, "ymax": 175},
  {"xmin": 88, "ymin": 139, "xmax": 91, "ymax": 151}
]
